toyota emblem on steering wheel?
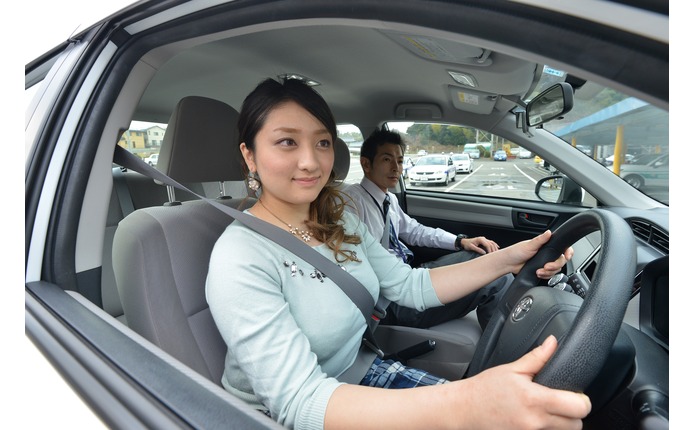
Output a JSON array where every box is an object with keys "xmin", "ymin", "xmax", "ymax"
[{"xmin": 511, "ymin": 296, "xmax": 533, "ymax": 322}]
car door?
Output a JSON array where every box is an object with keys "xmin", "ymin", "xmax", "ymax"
[
  {"xmin": 398, "ymin": 185, "xmax": 585, "ymax": 268},
  {"xmin": 25, "ymin": 6, "xmax": 283, "ymax": 429}
]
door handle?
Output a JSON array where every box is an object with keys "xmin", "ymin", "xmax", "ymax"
[{"xmin": 517, "ymin": 212, "xmax": 552, "ymax": 229}]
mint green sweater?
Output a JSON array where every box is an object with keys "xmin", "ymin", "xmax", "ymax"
[{"xmin": 206, "ymin": 211, "xmax": 441, "ymax": 429}]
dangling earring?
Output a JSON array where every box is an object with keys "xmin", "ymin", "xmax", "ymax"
[{"xmin": 247, "ymin": 171, "xmax": 261, "ymax": 192}]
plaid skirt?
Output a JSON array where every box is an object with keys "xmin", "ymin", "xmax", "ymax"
[{"xmin": 359, "ymin": 357, "xmax": 448, "ymax": 388}]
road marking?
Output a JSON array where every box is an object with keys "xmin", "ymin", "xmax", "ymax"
[
  {"xmin": 446, "ymin": 165, "xmax": 481, "ymax": 191},
  {"xmin": 514, "ymin": 163, "xmax": 542, "ymax": 185}
]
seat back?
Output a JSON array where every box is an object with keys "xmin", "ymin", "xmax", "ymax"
[
  {"xmin": 113, "ymin": 96, "xmax": 250, "ymax": 383},
  {"xmin": 333, "ymin": 137, "xmax": 350, "ymax": 182}
]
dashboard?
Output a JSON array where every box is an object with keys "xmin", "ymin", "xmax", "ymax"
[{"xmin": 567, "ymin": 209, "xmax": 669, "ymax": 349}]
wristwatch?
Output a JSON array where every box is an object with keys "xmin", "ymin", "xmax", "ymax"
[{"xmin": 454, "ymin": 233, "xmax": 467, "ymax": 250}]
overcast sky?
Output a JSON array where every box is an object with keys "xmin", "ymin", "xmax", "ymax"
[{"xmin": 25, "ymin": 1, "xmax": 138, "ymax": 64}]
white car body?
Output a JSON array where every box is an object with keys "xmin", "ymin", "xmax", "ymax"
[
  {"xmin": 518, "ymin": 149, "xmax": 533, "ymax": 159},
  {"xmin": 452, "ymin": 153, "xmax": 473, "ymax": 173},
  {"xmin": 619, "ymin": 153, "xmax": 669, "ymax": 189},
  {"xmin": 464, "ymin": 148, "xmax": 480, "ymax": 159},
  {"xmin": 144, "ymin": 153, "xmax": 159, "ymax": 166},
  {"xmin": 409, "ymin": 155, "xmax": 457, "ymax": 185}
]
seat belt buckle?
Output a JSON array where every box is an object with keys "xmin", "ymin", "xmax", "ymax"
[
  {"xmin": 371, "ymin": 305, "xmax": 387, "ymax": 322},
  {"xmin": 362, "ymin": 336, "xmax": 385, "ymax": 359}
]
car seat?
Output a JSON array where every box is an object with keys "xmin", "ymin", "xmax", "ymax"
[
  {"xmin": 333, "ymin": 137, "xmax": 350, "ymax": 181},
  {"xmin": 112, "ymin": 96, "xmax": 253, "ymax": 384}
]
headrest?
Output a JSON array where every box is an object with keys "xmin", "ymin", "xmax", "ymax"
[
  {"xmin": 157, "ymin": 96, "xmax": 244, "ymax": 183},
  {"xmin": 334, "ymin": 138, "xmax": 350, "ymax": 181}
]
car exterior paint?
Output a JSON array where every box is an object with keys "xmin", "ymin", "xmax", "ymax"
[
  {"xmin": 452, "ymin": 153, "xmax": 473, "ymax": 173},
  {"xmin": 409, "ymin": 155, "xmax": 456, "ymax": 185},
  {"xmin": 493, "ymin": 150, "xmax": 507, "ymax": 161}
]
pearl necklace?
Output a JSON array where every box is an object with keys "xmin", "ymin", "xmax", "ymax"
[{"xmin": 258, "ymin": 200, "xmax": 313, "ymax": 242}]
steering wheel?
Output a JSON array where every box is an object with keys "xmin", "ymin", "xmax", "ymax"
[{"xmin": 465, "ymin": 209, "xmax": 636, "ymax": 391}]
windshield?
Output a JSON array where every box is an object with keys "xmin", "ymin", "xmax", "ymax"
[
  {"xmin": 364, "ymin": 69, "xmax": 667, "ymax": 207},
  {"xmin": 539, "ymin": 80, "xmax": 668, "ymax": 205}
]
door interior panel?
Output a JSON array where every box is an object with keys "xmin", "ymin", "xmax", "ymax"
[{"xmin": 402, "ymin": 192, "xmax": 585, "ymax": 265}]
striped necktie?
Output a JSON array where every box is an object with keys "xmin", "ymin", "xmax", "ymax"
[{"xmin": 383, "ymin": 195, "xmax": 413, "ymax": 263}]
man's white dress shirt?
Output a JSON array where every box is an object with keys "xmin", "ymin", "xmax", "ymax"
[{"xmin": 342, "ymin": 177, "xmax": 457, "ymax": 258}]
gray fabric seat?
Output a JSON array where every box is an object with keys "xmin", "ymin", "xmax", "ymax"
[
  {"xmin": 333, "ymin": 137, "xmax": 351, "ymax": 181},
  {"xmin": 113, "ymin": 96, "xmax": 253, "ymax": 384}
]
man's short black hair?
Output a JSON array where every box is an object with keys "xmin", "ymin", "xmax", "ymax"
[{"xmin": 360, "ymin": 129, "xmax": 406, "ymax": 163}]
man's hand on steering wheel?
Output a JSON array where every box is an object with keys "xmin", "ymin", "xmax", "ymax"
[{"xmin": 507, "ymin": 230, "xmax": 574, "ymax": 279}]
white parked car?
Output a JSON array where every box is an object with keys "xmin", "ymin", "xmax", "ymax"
[
  {"xmin": 604, "ymin": 153, "xmax": 636, "ymax": 166},
  {"xmin": 452, "ymin": 153, "xmax": 473, "ymax": 173},
  {"xmin": 465, "ymin": 148, "xmax": 481, "ymax": 159},
  {"xmin": 409, "ymin": 155, "xmax": 457, "ymax": 185},
  {"xmin": 518, "ymin": 148, "xmax": 533, "ymax": 159},
  {"xmin": 619, "ymin": 153, "xmax": 669, "ymax": 189},
  {"xmin": 144, "ymin": 153, "xmax": 159, "ymax": 166}
]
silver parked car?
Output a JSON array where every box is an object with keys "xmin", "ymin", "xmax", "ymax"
[{"xmin": 619, "ymin": 153, "xmax": 669, "ymax": 190}]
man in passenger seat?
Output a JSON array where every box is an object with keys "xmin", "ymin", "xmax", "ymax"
[{"xmin": 342, "ymin": 129, "xmax": 513, "ymax": 330}]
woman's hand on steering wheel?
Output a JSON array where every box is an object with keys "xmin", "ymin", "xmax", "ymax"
[{"xmin": 459, "ymin": 335, "xmax": 592, "ymax": 429}]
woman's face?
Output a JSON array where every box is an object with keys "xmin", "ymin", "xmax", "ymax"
[{"xmin": 241, "ymin": 101, "xmax": 334, "ymax": 208}]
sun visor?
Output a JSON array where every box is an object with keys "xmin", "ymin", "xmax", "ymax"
[{"xmin": 449, "ymin": 86, "xmax": 497, "ymax": 115}]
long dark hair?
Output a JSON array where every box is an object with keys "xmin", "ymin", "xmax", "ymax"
[{"xmin": 238, "ymin": 78, "xmax": 361, "ymax": 262}]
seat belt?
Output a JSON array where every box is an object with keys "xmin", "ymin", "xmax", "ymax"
[
  {"xmin": 113, "ymin": 146, "xmax": 384, "ymax": 361},
  {"xmin": 112, "ymin": 166, "xmax": 135, "ymax": 217}
]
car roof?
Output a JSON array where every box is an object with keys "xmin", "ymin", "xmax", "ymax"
[
  {"xmin": 31, "ymin": 1, "xmax": 663, "ymax": 138},
  {"xmin": 132, "ymin": 26, "xmax": 530, "ymax": 131}
]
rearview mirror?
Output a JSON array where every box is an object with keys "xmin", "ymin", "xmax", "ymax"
[{"xmin": 526, "ymin": 82, "xmax": 574, "ymax": 127}]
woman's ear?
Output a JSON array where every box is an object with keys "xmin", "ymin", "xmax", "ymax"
[{"xmin": 240, "ymin": 142, "xmax": 255, "ymax": 172}]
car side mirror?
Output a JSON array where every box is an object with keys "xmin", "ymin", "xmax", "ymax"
[
  {"xmin": 535, "ymin": 175, "xmax": 584, "ymax": 205},
  {"xmin": 525, "ymin": 82, "xmax": 574, "ymax": 127}
]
